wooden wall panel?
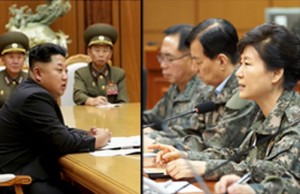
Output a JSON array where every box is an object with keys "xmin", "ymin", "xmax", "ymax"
[
  {"xmin": 144, "ymin": 0, "xmax": 300, "ymax": 108},
  {"xmin": 118, "ymin": 0, "xmax": 141, "ymax": 103},
  {"xmin": 197, "ymin": 0, "xmax": 269, "ymax": 38},
  {"xmin": 273, "ymin": 0, "xmax": 300, "ymax": 6}
]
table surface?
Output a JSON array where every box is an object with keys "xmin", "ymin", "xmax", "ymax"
[
  {"xmin": 59, "ymin": 103, "xmax": 141, "ymax": 194},
  {"xmin": 144, "ymin": 155, "xmax": 216, "ymax": 194}
]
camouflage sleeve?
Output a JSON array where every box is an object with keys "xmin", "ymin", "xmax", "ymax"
[
  {"xmin": 203, "ymin": 131, "xmax": 300, "ymax": 182},
  {"xmin": 143, "ymin": 96, "xmax": 168, "ymax": 126},
  {"xmin": 180, "ymin": 100, "xmax": 256, "ymax": 152},
  {"xmin": 202, "ymin": 101, "xmax": 257, "ymax": 149},
  {"xmin": 250, "ymin": 172, "xmax": 300, "ymax": 194},
  {"xmin": 187, "ymin": 147, "xmax": 238, "ymax": 161}
]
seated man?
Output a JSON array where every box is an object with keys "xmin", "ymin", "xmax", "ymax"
[
  {"xmin": 146, "ymin": 19, "xmax": 257, "ymax": 152},
  {"xmin": 73, "ymin": 23, "xmax": 129, "ymax": 106},
  {"xmin": 0, "ymin": 43, "xmax": 111, "ymax": 194},
  {"xmin": 143, "ymin": 24, "xmax": 212, "ymax": 145},
  {"xmin": 0, "ymin": 31, "xmax": 29, "ymax": 108}
]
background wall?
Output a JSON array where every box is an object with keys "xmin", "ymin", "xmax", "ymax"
[
  {"xmin": 144, "ymin": 0, "xmax": 300, "ymax": 109},
  {"xmin": 0, "ymin": 0, "xmax": 141, "ymax": 103}
]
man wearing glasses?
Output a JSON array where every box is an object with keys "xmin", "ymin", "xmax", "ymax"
[{"xmin": 143, "ymin": 24, "xmax": 211, "ymax": 147}]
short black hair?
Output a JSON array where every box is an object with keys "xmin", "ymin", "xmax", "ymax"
[
  {"xmin": 164, "ymin": 24, "xmax": 194, "ymax": 52},
  {"xmin": 238, "ymin": 22, "xmax": 300, "ymax": 90},
  {"xmin": 29, "ymin": 43, "xmax": 67, "ymax": 70},
  {"xmin": 186, "ymin": 18, "xmax": 239, "ymax": 64}
]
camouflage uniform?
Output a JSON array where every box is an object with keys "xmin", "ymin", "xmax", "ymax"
[
  {"xmin": 250, "ymin": 171, "xmax": 300, "ymax": 194},
  {"xmin": 180, "ymin": 68, "xmax": 258, "ymax": 151},
  {"xmin": 196, "ymin": 90, "xmax": 300, "ymax": 194},
  {"xmin": 143, "ymin": 75, "xmax": 211, "ymax": 144}
]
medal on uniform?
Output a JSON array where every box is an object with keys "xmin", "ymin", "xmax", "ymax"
[
  {"xmin": 106, "ymin": 81, "xmax": 118, "ymax": 96},
  {"xmin": 106, "ymin": 81, "xmax": 118, "ymax": 102}
]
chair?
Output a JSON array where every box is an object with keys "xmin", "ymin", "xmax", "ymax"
[
  {"xmin": 60, "ymin": 54, "xmax": 91, "ymax": 106},
  {"xmin": 0, "ymin": 174, "xmax": 32, "ymax": 194}
]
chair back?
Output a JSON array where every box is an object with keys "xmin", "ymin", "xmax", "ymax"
[{"xmin": 60, "ymin": 54, "xmax": 91, "ymax": 106}]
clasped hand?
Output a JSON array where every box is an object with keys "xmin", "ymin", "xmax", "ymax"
[{"xmin": 88, "ymin": 127, "xmax": 112, "ymax": 148}]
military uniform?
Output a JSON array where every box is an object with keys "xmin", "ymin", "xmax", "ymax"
[
  {"xmin": 251, "ymin": 171, "xmax": 300, "ymax": 194},
  {"xmin": 143, "ymin": 75, "xmax": 212, "ymax": 130},
  {"xmin": 154, "ymin": 68, "xmax": 258, "ymax": 151},
  {"xmin": 0, "ymin": 31, "xmax": 29, "ymax": 108},
  {"xmin": 74, "ymin": 63, "xmax": 128, "ymax": 104},
  {"xmin": 0, "ymin": 71, "xmax": 27, "ymax": 108},
  {"xmin": 143, "ymin": 75, "xmax": 212, "ymax": 143},
  {"xmin": 195, "ymin": 90, "xmax": 300, "ymax": 194},
  {"xmin": 73, "ymin": 23, "xmax": 129, "ymax": 104}
]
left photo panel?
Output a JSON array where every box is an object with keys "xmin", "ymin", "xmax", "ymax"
[{"xmin": 0, "ymin": 0, "xmax": 141, "ymax": 194}]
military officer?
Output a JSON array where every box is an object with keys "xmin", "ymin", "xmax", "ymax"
[
  {"xmin": 0, "ymin": 31, "xmax": 29, "ymax": 108},
  {"xmin": 73, "ymin": 23, "xmax": 129, "ymax": 106}
]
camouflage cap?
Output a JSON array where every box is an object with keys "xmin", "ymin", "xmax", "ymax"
[
  {"xmin": 84, "ymin": 23, "xmax": 118, "ymax": 47},
  {"xmin": 0, "ymin": 31, "xmax": 29, "ymax": 55}
]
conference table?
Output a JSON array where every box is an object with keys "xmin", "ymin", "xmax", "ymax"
[
  {"xmin": 59, "ymin": 103, "xmax": 141, "ymax": 194},
  {"xmin": 144, "ymin": 155, "xmax": 216, "ymax": 193}
]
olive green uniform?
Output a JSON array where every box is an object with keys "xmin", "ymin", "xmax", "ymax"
[
  {"xmin": 0, "ymin": 70, "xmax": 27, "ymax": 108},
  {"xmin": 75, "ymin": 23, "xmax": 129, "ymax": 104},
  {"xmin": 73, "ymin": 63, "xmax": 128, "ymax": 104},
  {"xmin": 0, "ymin": 31, "xmax": 29, "ymax": 108}
]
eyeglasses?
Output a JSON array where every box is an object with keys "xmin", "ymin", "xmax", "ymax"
[{"xmin": 157, "ymin": 53, "xmax": 190, "ymax": 64}]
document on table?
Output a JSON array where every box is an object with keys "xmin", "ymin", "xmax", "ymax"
[
  {"xmin": 157, "ymin": 180, "xmax": 203, "ymax": 194},
  {"xmin": 101, "ymin": 136, "xmax": 140, "ymax": 150},
  {"xmin": 90, "ymin": 136, "xmax": 141, "ymax": 157},
  {"xmin": 96, "ymin": 103, "xmax": 122, "ymax": 109},
  {"xmin": 90, "ymin": 148, "xmax": 141, "ymax": 157}
]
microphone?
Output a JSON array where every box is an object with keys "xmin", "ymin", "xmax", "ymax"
[{"xmin": 143, "ymin": 101, "xmax": 216, "ymax": 129}]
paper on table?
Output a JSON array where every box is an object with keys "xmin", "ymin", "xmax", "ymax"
[
  {"xmin": 90, "ymin": 148, "xmax": 141, "ymax": 157},
  {"xmin": 96, "ymin": 103, "xmax": 122, "ymax": 109},
  {"xmin": 100, "ymin": 136, "xmax": 140, "ymax": 150},
  {"xmin": 157, "ymin": 181, "xmax": 203, "ymax": 194}
]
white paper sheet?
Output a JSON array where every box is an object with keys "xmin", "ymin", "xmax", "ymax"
[
  {"xmin": 96, "ymin": 103, "xmax": 122, "ymax": 109},
  {"xmin": 157, "ymin": 180, "xmax": 203, "ymax": 193},
  {"xmin": 101, "ymin": 136, "xmax": 140, "ymax": 150},
  {"xmin": 90, "ymin": 148, "xmax": 141, "ymax": 157}
]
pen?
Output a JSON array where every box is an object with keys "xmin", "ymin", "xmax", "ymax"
[
  {"xmin": 235, "ymin": 172, "xmax": 252, "ymax": 185},
  {"xmin": 225, "ymin": 172, "xmax": 251, "ymax": 194}
]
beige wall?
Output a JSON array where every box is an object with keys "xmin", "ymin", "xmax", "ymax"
[{"xmin": 144, "ymin": 0, "xmax": 300, "ymax": 47}]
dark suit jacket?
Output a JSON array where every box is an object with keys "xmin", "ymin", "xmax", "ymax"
[{"xmin": 0, "ymin": 79, "xmax": 95, "ymax": 181}]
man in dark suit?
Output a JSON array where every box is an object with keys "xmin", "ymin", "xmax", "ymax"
[
  {"xmin": 0, "ymin": 43, "xmax": 112, "ymax": 194},
  {"xmin": 73, "ymin": 23, "xmax": 129, "ymax": 106}
]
